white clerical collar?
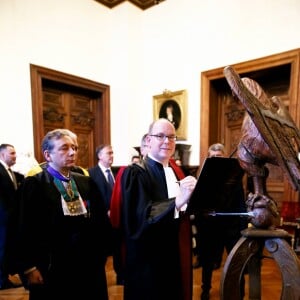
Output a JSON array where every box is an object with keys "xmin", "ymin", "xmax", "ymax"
[{"xmin": 163, "ymin": 166, "xmax": 179, "ymax": 198}]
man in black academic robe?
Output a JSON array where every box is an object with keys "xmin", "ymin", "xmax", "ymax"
[
  {"xmin": 12, "ymin": 129, "xmax": 112, "ymax": 300},
  {"xmin": 120, "ymin": 119, "xmax": 196, "ymax": 300}
]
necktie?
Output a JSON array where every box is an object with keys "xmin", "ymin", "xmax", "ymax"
[
  {"xmin": 8, "ymin": 168, "xmax": 18, "ymax": 190},
  {"xmin": 106, "ymin": 169, "xmax": 114, "ymax": 188}
]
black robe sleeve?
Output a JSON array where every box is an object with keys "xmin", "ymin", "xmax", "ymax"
[{"xmin": 121, "ymin": 162, "xmax": 176, "ymax": 240}]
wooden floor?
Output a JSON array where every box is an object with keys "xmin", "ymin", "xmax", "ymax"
[
  {"xmin": 0, "ymin": 253, "xmax": 287, "ymax": 300},
  {"xmin": 106, "ymin": 253, "xmax": 283, "ymax": 300}
]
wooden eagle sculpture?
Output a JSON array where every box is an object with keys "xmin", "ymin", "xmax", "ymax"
[{"xmin": 223, "ymin": 66, "xmax": 300, "ymax": 228}]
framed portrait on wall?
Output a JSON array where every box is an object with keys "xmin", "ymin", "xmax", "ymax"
[{"xmin": 153, "ymin": 89, "xmax": 188, "ymax": 140}]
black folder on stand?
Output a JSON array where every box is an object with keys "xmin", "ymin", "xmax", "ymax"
[{"xmin": 186, "ymin": 157, "xmax": 245, "ymax": 215}]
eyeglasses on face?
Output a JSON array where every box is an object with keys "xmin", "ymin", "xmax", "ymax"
[{"xmin": 149, "ymin": 134, "xmax": 177, "ymax": 142}]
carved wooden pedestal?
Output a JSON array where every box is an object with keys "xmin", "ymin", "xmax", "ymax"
[
  {"xmin": 220, "ymin": 228, "xmax": 300, "ymax": 300},
  {"xmin": 0, "ymin": 287, "xmax": 28, "ymax": 300}
]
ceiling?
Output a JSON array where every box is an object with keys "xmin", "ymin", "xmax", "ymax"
[{"xmin": 94, "ymin": 0, "xmax": 166, "ymax": 10}]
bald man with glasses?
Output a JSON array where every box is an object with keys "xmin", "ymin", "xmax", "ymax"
[{"xmin": 120, "ymin": 118, "xmax": 197, "ymax": 300}]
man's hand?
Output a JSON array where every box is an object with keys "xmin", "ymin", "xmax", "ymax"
[{"xmin": 175, "ymin": 175, "xmax": 197, "ymax": 210}]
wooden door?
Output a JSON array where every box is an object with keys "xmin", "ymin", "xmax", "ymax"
[
  {"xmin": 30, "ymin": 64, "xmax": 111, "ymax": 169},
  {"xmin": 43, "ymin": 87, "xmax": 99, "ymax": 168},
  {"xmin": 200, "ymin": 49, "xmax": 300, "ymax": 210}
]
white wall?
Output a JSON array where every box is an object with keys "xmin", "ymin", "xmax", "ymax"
[{"xmin": 1, "ymin": 0, "xmax": 300, "ymax": 167}]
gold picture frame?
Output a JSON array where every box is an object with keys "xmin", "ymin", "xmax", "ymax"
[{"xmin": 153, "ymin": 89, "xmax": 188, "ymax": 140}]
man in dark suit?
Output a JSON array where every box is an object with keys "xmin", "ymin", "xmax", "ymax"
[
  {"xmin": 88, "ymin": 144, "xmax": 115, "ymax": 213},
  {"xmin": 88, "ymin": 144, "xmax": 125, "ymax": 284},
  {"xmin": 13, "ymin": 129, "xmax": 112, "ymax": 300},
  {"xmin": 0, "ymin": 143, "xmax": 24, "ymax": 289}
]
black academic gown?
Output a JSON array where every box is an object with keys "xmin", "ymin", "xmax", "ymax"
[
  {"xmin": 121, "ymin": 157, "xmax": 192, "ymax": 300},
  {"xmin": 14, "ymin": 170, "xmax": 112, "ymax": 300}
]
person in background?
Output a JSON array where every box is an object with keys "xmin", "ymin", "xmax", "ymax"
[
  {"xmin": 0, "ymin": 144, "xmax": 24, "ymax": 289},
  {"xmin": 120, "ymin": 118, "xmax": 197, "ymax": 300},
  {"xmin": 131, "ymin": 155, "xmax": 141, "ymax": 164},
  {"xmin": 111, "ymin": 132, "xmax": 150, "ymax": 229},
  {"xmin": 110, "ymin": 133, "xmax": 150, "ymax": 285},
  {"xmin": 88, "ymin": 144, "xmax": 124, "ymax": 284},
  {"xmin": 193, "ymin": 143, "xmax": 247, "ymax": 300},
  {"xmin": 140, "ymin": 133, "xmax": 149, "ymax": 158},
  {"xmin": 13, "ymin": 129, "xmax": 111, "ymax": 300},
  {"xmin": 207, "ymin": 143, "xmax": 225, "ymax": 158},
  {"xmin": 88, "ymin": 144, "xmax": 115, "ymax": 213}
]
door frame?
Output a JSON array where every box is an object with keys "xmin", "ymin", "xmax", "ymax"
[
  {"xmin": 30, "ymin": 64, "xmax": 111, "ymax": 164},
  {"xmin": 200, "ymin": 48, "xmax": 300, "ymax": 202}
]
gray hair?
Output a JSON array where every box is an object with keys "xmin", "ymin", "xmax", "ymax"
[
  {"xmin": 208, "ymin": 143, "xmax": 225, "ymax": 153},
  {"xmin": 41, "ymin": 129, "xmax": 77, "ymax": 153}
]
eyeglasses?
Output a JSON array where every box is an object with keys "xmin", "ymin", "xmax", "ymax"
[{"xmin": 149, "ymin": 134, "xmax": 177, "ymax": 142}]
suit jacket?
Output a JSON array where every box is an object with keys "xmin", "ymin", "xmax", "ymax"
[
  {"xmin": 0, "ymin": 163, "xmax": 24, "ymax": 218},
  {"xmin": 14, "ymin": 169, "xmax": 112, "ymax": 299},
  {"xmin": 0, "ymin": 164, "xmax": 24, "ymax": 283},
  {"xmin": 88, "ymin": 165, "xmax": 114, "ymax": 211}
]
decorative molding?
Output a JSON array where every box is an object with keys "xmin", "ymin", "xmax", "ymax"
[
  {"xmin": 226, "ymin": 109, "xmax": 245, "ymax": 122},
  {"xmin": 43, "ymin": 108, "xmax": 65, "ymax": 122},
  {"xmin": 71, "ymin": 112, "xmax": 95, "ymax": 127},
  {"xmin": 94, "ymin": 0, "xmax": 165, "ymax": 10}
]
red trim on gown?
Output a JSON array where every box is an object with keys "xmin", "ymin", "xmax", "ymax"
[{"xmin": 110, "ymin": 160, "xmax": 192, "ymax": 300}]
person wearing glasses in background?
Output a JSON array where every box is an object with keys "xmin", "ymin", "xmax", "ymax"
[{"xmin": 120, "ymin": 118, "xmax": 197, "ymax": 300}]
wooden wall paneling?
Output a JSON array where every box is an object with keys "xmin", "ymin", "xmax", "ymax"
[{"xmin": 200, "ymin": 48, "xmax": 300, "ymax": 208}]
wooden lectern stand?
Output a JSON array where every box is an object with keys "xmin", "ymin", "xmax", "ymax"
[
  {"xmin": 187, "ymin": 156, "xmax": 300, "ymax": 299},
  {"xmin": 220, "ymin": 65, "xmax": 300, "ymax": 300},
  {"xmin": 221, "ymin": 228, "xmax": 300, "ymax": 300}
]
